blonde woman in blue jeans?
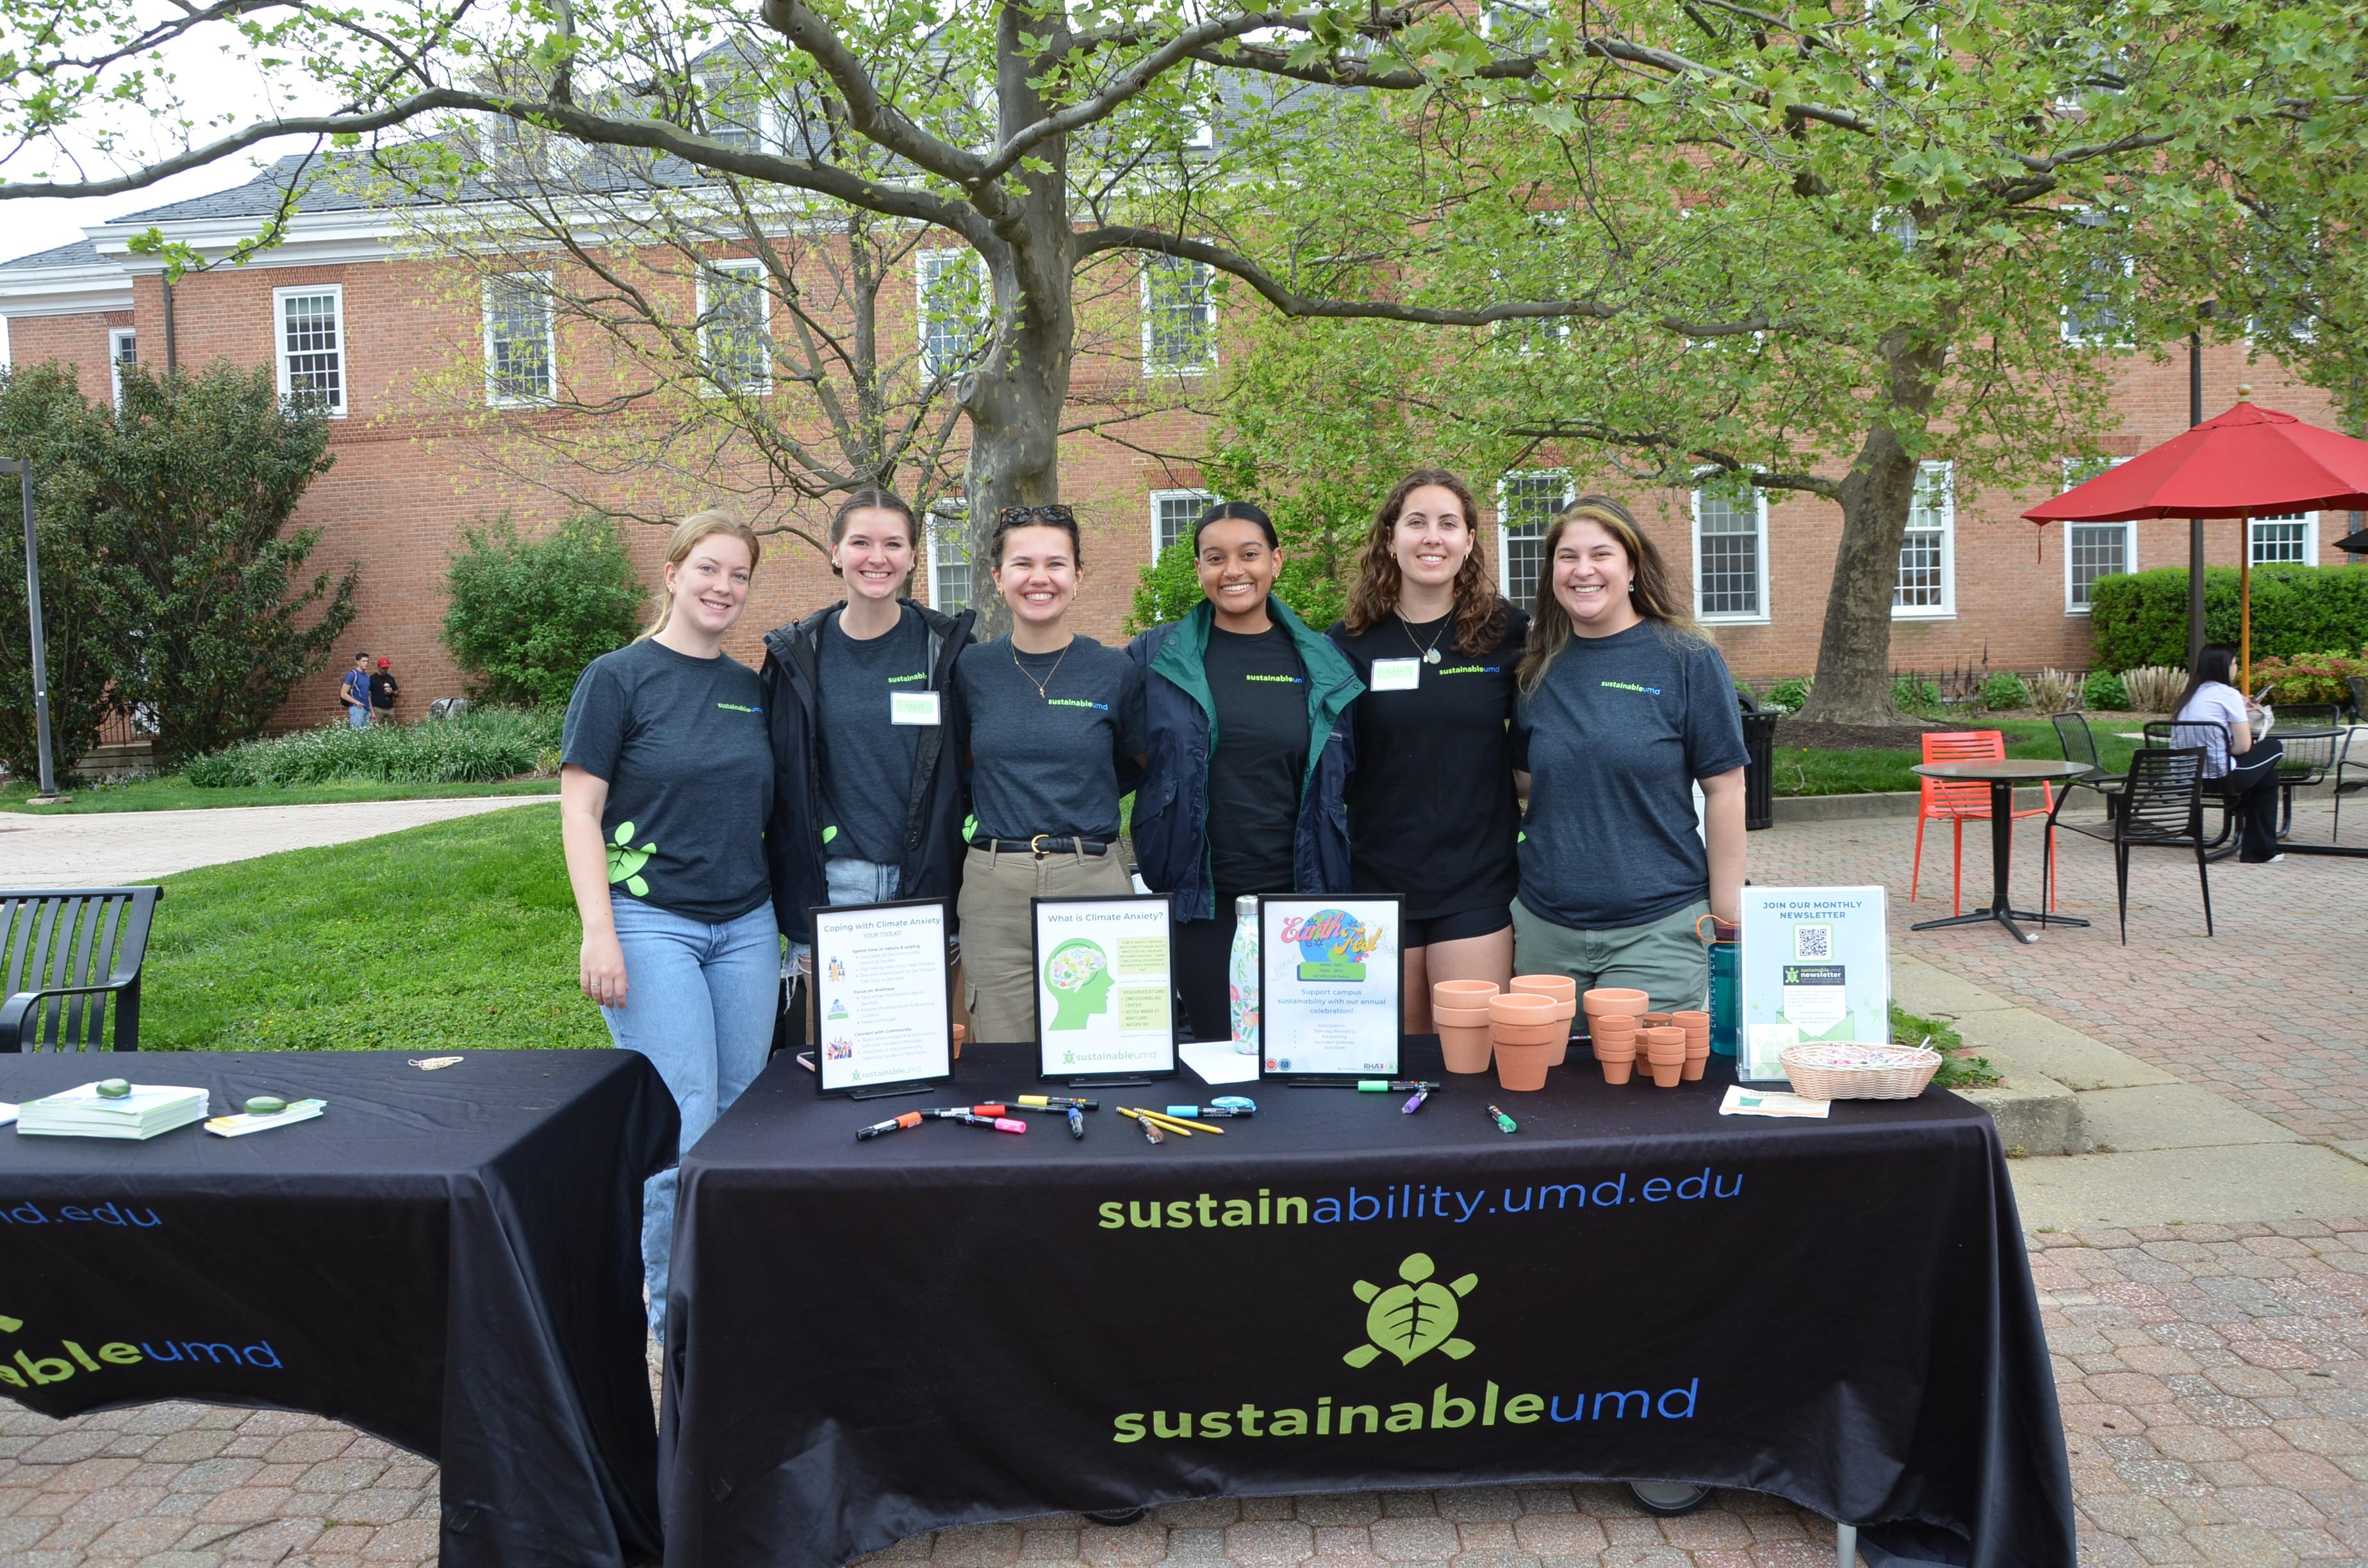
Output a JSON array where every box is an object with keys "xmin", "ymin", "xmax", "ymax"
[{"xmin": 560, "ymin": 507, "xmax": 777, "ymax": 1343}]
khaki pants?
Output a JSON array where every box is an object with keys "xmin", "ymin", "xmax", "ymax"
[
  {"xmin": 1511, "ymin": 897, "xmax": 1711, "ymax": 1015},
  {"xmin": 957, "ymin": 844, "xmax": 1134, "ymax": 1046}
]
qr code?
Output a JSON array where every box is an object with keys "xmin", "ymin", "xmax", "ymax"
[{"xmin": 1793, "ymin": 924, "xmax": 1834, "ymax": 960}]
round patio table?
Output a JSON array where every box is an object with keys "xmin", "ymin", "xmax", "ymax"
[{"xmin": 1910, "ymin": 759, "xmax": 2095, "ymax": 945}]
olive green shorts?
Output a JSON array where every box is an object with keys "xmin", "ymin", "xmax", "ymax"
[{"xmin": 1509, "ymin": 897, "xmax": 1711, "ymax": 1015}]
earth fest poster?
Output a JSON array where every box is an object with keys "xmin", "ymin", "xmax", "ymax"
[
  {"xmin": 1260, "ymin": 897, "xmax": 1402, "ymax": 1078},
  {"xmin": 1032, "ymin": 895, "xmax": 1178, "ymax": 1078}
]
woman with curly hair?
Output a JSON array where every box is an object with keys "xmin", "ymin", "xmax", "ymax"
[{"xmin": 1326, "ymin": 471, "xmax": 1529, "ymax": 1033}]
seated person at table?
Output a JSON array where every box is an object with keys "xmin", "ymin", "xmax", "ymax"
[
  {"xmin": 560, "ymin": 507, "xmax": 778, "ymax": 1342},
  {"xmin": 2173, "ymin": 642, "xmax": 2285, "ymax": 864},
  {"xmin": 1511, "ymin": 496, "xmax": 1747, "ymax": 1013}
]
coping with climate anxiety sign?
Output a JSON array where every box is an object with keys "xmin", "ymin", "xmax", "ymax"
[{"xmin": 661, "ymin": 1046, "xmax": 2073, "ymax": 1568}]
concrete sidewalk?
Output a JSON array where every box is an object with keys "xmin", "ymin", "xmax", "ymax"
[{"xmin": 0, "ymin": 798, "xmax": 554, "ymax": 886}]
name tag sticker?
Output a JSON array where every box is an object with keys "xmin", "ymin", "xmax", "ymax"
[
  {"xmin": 1370, "ymin": 658, "xmax": 1421, "ymax": 692},
  {"xmin": 890, "ymin": 690, "xmax": 942, "ymax": 726}
]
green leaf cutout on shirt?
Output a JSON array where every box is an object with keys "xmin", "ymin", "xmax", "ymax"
[{"xmin": 607, "ymin": 820, "xmax": 656, "ymax": 898}]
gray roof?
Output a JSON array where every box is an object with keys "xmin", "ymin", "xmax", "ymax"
[
  {"xmin": 114, "ymin": 154, "xmax": 390, "ymax": 223},
  {"xmin": 0, "ymin": 237, "xmax": 106, "ymax": 272}
]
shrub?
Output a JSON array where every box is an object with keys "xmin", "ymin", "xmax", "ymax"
[
  {"xmin": 2082, "ymin": 668, "xmax": 2128, "ymax": 710},
  {"xmin": 443, "ymin": 515, "xmax": 645, "ymax": 707},
  {"xmin": 2251, "ymin": 648, "xmax": 2368, "ymax": 705},
  {"xmin": 1891, "ymin": 674, "xmax": 1945, "ymax": 715},
  {"xmin": 2120, "ymin": 665, "xmax": 2187, "ymax": 713},
  {"xmin": 186, "ymin": 705, "xmax": 563, "ymax": 788},
  {"xmin": 1764, "ymin": 676, "xmax": 1813, "ymax": 714},
  {"xmin": 2089, "ymin": 566, "xmax": 2368, "ymax": 672},
  {"xmin": 2027, "ymin": 669, "xmax": 2082, "ymax": 714},
  {"xmin": 1978, "ymin": 672, "xmax": 2030, "ymax": 710}
]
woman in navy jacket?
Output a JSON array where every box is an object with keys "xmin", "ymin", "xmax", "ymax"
[{"xmin": 1128, "ymin": 502, "xmax": 1362, "ymax": 1043}]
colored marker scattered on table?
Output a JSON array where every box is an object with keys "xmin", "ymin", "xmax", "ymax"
[
  {"xmin": 1487, "ymin": 1104, "xmax": 1518, "ymax": 1134},
  {"xmin": 1339, "ymin": 1079, "xmax": 1440, "ymax": 1093},
  {"xmin": 1137, "ymin": 1116, "xmax": 1165, "ymax": 1144},
  {"xmin": 1067, "ymin": 1106, "xmax": 1085, "ymax": 1139},
  {"xmin": 926, "ymin": 1105, "xmax": 1009, "ymax": 1119},
  {"xmin": 1016, "ymin": 1094, "xmax": 1100, "ymax": 1111},
  {"xmin": 855, "ymin": 1111, "xmax": 925, "ymax": 1141},
  {"xmin": 1212, "ymin": 1096, "xmax": 1257, "ymax": 1115},
  {"xmin": 1166, "ymin": 1104, "xmax": 1254, "ymax": 1119},
  {"xmin": 1402, "ymin": 1088, "xmax": 1429, "ymax": 1115}
]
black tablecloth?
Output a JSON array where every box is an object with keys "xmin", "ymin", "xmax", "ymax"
[
  {"xmin": 661, "ymin": 1043, "xmax": 2072, "ymax": 1568},
  {"xmin": 0, "ymin": 1050, "xmax": 675, "ymax": 1568}
]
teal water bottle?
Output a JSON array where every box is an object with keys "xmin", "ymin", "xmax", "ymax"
[{"xmin": 1704, "ymin": 916, "xmax": 1740, "ymax": 1057}]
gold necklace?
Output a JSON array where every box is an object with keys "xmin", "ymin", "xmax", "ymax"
[
  {"xmin": 1397, "ymin": 610, "xmax": 1449, "ymax": 666},
  {"xmin": 1011, "ymin": 635, "xmax": 1073, "ymax": 699}
]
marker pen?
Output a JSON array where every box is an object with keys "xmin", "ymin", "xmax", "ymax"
[
  {"xmin": 855, "ymin": 1111, "xmax": 925, "ymax": 1141},
  {"xmin": 1067, "ymin": 1106, "xmax": 1085, "ymax": 1139},
  {"xmin": 927, "ymin": 1104, "xmax": 1009, "ymax": 1119},
  {"xmin": 1347, "ymin": 1080, "xmax": 1440, "ymax": 1092},
  {"xmin": 1402, "ymin": 1088, "xmax": 1429, "ymax": 1115},
  {"xmin": 1016, "ymin": 1094, "xmax": 1100, "ymax": 1110},
  {"xmin": 1166, "ymin": 1104, "xmax": 1255, "ymax": 1118},
  {"xmin": 1486, "ymin": 1104, "xmax": 1518, "ymax": 1134},
  {"xmin": 1139, "ymin": 1117, "xmax": 1165, "ymax": 1143},
  {"xmin": 946, "ymin": 1112, "xmax": 1028, "ymax": 1133},
  {"xmin": 1211, "ymin": 1096, "xmax": 1258, "ymax": 1114}
]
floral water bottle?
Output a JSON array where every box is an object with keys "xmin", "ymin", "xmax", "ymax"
[{"xmin": 1228, "ymin": 895, "xmax": 1262, "ymax": 1055}]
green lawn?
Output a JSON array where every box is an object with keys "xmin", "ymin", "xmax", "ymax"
[
  {"xmin": 0, "ymin": 776, "xmax": 560, "ymax": 814},
  {"xmin": 1770, "ymin": 718, "xmax": 2139, "ymax": 797},
  {"xmin": 139, "ymin": 802, "xmax": 607, "ymax": 1053}
]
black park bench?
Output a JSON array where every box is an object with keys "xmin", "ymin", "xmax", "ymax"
[{"xmin": 1, "ymin": 887, "xmax": 163, "ymax": 1052}]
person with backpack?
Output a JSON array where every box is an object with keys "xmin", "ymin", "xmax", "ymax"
[{"xmin": 338, "ymin": 654, "xmax": 372, "ymax": 728}]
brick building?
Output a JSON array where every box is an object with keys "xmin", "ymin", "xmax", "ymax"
[{"xmin": 2, "ymin": 158, "xmax": 2360, "ymax": 726}]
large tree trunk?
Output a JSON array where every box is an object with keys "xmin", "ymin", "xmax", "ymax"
[{"xmin": 1794, "ymin": 328, "xmax": 1950, "ymax": 728}]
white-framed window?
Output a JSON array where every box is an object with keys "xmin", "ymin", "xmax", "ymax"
[
  {"xmin": 2064, "ymin": 521, "xmax": 2135, "ymax": 613},
  {"xmin": 926, "ymin": 505, "xmax": 971, "ymax": 612},
  {"xmin": 2060, "ymin": 211, "xmax": 2135, "ymax": 346},
  {"xmin": 2250, "ymin": 512, "xmax": 2317, "ymax": 565},
  {"xmin": 1691, "ymin": 483, "xmax": 1769, "ymax": 621},
  {"xmin": 107, "ymin": 327, "xmax": 136, "ymax": 408},
  {"xmin": 1151, "ymin": 489, "xmax": 1216, "ymax": 559},
  {"xmin": 482, "ymin": 272, "xmax": 555, "ymax": 406},
  {"xmin": 917, "ymin": 249, "xmax": 988, "ymax": 380},
  {"xmin": 273, "ymin": 286, "xmax": 347, "ymax": 416},
  {"xmin": 1893, "ymin": 459, "xmax": 1955, "ymax": 618},
  {"xmin": 697, "ymin": 259, "xmax": 772, "ymax": 395},
  {"xmin": 1142, "ymin": 256, "xmax": 1216, "ymax": 375},
  {"xmin": 1495, "ymin": 470, "xmax": 1572, "ymax": 612}
]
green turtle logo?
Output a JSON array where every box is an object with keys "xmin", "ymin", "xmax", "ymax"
[
  {"xmin": 1343, "ymin": 1252, "xmax": 1477, "ymax": 1368},
  {"xmin": 606, "ymin": 821, "xmax": 656, "ymax": 897}
]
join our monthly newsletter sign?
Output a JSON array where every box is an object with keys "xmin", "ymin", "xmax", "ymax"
[
  {"xmin": 1259, "ymin": 897, "xmax": 1402, "ymax": 1079},
  {"xmin": 1032, "ymin": 895, "xmax": 1178, "ymax": 1080},
  {"xmin": 812, "ymin": 899, "xmax": 955, "ymax": 1096},
  {"xmin": 1736, "ymin": 885, "xmax": 1891, "ymax": 1082}
]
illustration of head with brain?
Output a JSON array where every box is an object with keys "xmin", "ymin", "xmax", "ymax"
[{"xmin": 1044, "ymin": 938, "xmax": 1115, "ymax": 1030}]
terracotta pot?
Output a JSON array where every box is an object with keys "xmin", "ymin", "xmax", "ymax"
[
  {"xmin": 1545, "ymin": 1031, "xmax": 1570, "ymax": 1068},
  {"xmin": 1672, "ymin": 1010, "xmax": 1710, "ymax": 1032},
  {"xmin": 1648, "ymin": 1056, "xmax": 1682, "ymax": 1088},
  {"xmin": 1432, "ymin": 1002, "xmax": 1493, "ymax": 1028},
  {"xmin": 1583, "ymin": 987, "xmax": 1649, "ymax": 1017},
  {"xmin": 1641, "ymin": 1026, "xmax": 1684, "ymax": 1061},
  {"xmin": 1591, "ymin": 1031, "xmax": 1636, "ymax": 1059},
  {"xmin": 1494, "ymin": 1039, "xmax": 1551, "ymax": 1092},
  {"xmin": 1490, "ymin": 1019, "xmax": 1565, "ymax": 1048},
  {"xmin": 1641, "ymin": 1013, "xmax": 1673, "ymax": 1029},
  {"xmin": 1590, "ymin": 1013, "xmax": 1638, "ymax": 1036},
  {"xmin": 1438, "ymin": 1022, "xmax": 1494, "ymax": 1074},
  {"xmin": 1680, "ymin": 1054, "xmax": 1709, "ymax": 1082},
  {"xmin": 1433, "ymin": 979, "xmax": 1501, "ymax": 1009},
  {"xmin": 1600, "ymin": 1054, "xmax": 1635, "ymax": 1086},
  {"xmin": 953, "ymin": 1023, "xmax": 966, "ymax": 1059},
  {"xmin": 1510, "ymin": 974, "xmax": 1577, "ymax": 1004},
  {"xmin": 1488, "ymin": 993, "xmax": 1558, "ymax": 1029}
]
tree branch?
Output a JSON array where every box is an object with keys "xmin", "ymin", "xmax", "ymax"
[{"xmin": 757, "ymin": 0, "xmax": 987, "ymax": 187}]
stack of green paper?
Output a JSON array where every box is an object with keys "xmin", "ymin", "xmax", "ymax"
[{"xmin": 17, "ymin": 1082, "xmax": 210, "ymax": 1139}]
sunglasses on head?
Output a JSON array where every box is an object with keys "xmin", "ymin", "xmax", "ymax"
[{"xmin": 996, "ymin": 504, "xmax": 1077, "ymax": 527}]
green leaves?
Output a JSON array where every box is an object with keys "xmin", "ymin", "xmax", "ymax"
[{"xmin": 441, "ymin": 515, "xmax": 644, "ymax": 709}]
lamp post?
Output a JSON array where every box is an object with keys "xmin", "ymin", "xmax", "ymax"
[
  {"xmin": 2, "ymin": 454, "xmax": 65, "ymax": 803},
  {"xmin": 2186, "ymin": 314, "xmax": 2210, "ymax": 671}
]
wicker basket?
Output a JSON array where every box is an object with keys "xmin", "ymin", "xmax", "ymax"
[{"xmin": 1779, "ymin": 1042, "xmax": 1943, "ymax": 1101}]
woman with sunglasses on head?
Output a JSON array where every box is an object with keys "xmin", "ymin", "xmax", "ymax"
[
  {"xmin": 950, "ymin": 504, "xmax": 1148, "ymax": 1044},
  {"xmin": 559, "ymin": 505, "xmax": 774, "ymax": 1341},
  {"xmin": 1130, "ymin": 502, "xmax": 1363, "ymax": 1044},
  {"xmin": 760, "ymin": 488, "xmax": 977, "ymax": 981},
  {"xmin": 1325, "ymin": 471, "xmax": 1528, "ymax": 1033},
  {"xmin": 1511, "ymin": 496, "xmax": 1748, "ymax": 1014}
]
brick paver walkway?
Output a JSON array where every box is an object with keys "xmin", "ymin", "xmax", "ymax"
[
  {"xmin": 1753, "ymin": 796, "xmax": 2368, "ymax": 1145},
  {"xmin": 7, "ymin": 1221, "xmax": 2365, "ymax": 1567}
]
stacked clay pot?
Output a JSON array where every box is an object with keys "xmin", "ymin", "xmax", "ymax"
[
  {"xmin": 1641, "ymin": 1013, "xmax": 1673, "ymax": 1031},
  {"xmin": 1641, "ymin": 1025, "xmax": 1685, "ymax": 1088},
  {"xmin": 1673, "ymin": 1010, "xmax": 1711, "ymax": 1081},
  {"xmin": 1431, "ymin": 979, "xmax": 1499, "ymax": 1074},
  {"xmin": 953, "ymin": 1022, "xmax": 966, "ymax": 1059},
  {"xmin": 1589, "ymin": 1012, "xmax": 1637, "ymax": 1084},
  {"xmin": 1508, "ymin": 974, "xmax": 1577, "ymax": 1066},
  {"xmin": 1487, "ymin": 992, "xmax": 1559, "ymax": 1091}
]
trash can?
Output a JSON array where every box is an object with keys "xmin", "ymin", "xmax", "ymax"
[{"xmin": 1738, "ymin": 692, "xmax": 1779, "ymax": 831}]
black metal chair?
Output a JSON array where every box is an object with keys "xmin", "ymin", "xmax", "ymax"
[
  {"xmin": 0, "ymin": 887, "xmax": 163, "ymax": 1052},
  {"xmin": 2335, "ymin": 727, "xmax": 2368, "ymax": 844},
  {"xmin": 2269, "ymin": 703, "xmax": 2342, "ymax": 836},
  {"xmin": 2051, "ymin": 712, "xmax": 2125, "ymax": 820},
  {"xmin": 2047, "ymin": 749, "xmax": 2213, "ymax": 944},
  {"xmin": 2349, "ymin": 675, "xmax": 2368, "ymax": 724},
  {"xmin": 2142, "ymin": 719, "xmax": 2241, "ymax": 858}
]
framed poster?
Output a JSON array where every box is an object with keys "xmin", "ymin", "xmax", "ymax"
[
  {"xmin": 811, "ymin": 899, "xmax": 956, "ymax": 1098},
  {"xmin": 1032, "ymin": 895, "xmax": 1179, "ymax": 1082},
  {"xmin": 1737, "ymin": 885, "xmax": 1892, "ymax": 1082},
  {"xmin": 1259, "ymin": 896, "xmax": 1402, "ymax": 1082}
]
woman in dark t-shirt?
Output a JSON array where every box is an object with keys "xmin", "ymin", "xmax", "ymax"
[
  {"xmin": 559, "ymin": 506, "xmax": 775, "ymax": 1343},
  {"xmin": 1326, "ymin": 470, "xmax": 1526, "ymax": 1034}
]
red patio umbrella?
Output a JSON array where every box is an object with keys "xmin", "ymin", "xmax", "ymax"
[{"xmin": 2023, "ymin": 388, "xmax": 2368, "ymax": 689}]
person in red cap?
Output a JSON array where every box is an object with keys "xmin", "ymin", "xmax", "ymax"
[{"xmin": 369, "ymin": 657, "xmax": 401, "ymax": 721}]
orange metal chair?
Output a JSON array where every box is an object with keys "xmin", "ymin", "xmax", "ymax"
[{"xmin": 1912, "ymin": 730, "xmax": 2056, "ymax": 915}]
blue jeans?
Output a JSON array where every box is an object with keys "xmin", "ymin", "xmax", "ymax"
[
  {"xmin": 346, "ymin": 703, "xmax": 370, "ymax": 729},
  {"xmin": 787, "ymin": 858, "xmax": 900, "ymax": 977},
  {"xmin": 599, "ymin": 894, "xmax": 781, "ymax": 1338}
]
